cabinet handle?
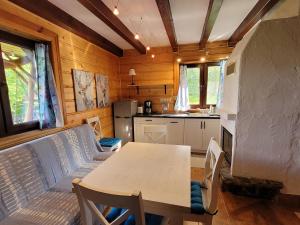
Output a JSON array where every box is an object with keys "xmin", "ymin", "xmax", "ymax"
[
  {"xmin": 200, "ymin": 121, "xmax": 202, "ymax": 129},
  {"xmin": 145, "ymin": 119, "xmax": 152, "ymax": 121},
  {"xmin": 170, "ymin": 121, "xmax": 179, "ymax": 124},
  {"xmin": 204, "ymin": 121, "xmax": 206, "ymax": 129}
]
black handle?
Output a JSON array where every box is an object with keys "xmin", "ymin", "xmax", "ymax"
[
  {"xmin": 145, "ymin": 119, "xmax": 152, "ymax": 121},
  {"xmin": 200, "ymin": 121, "xmax": 202, "ymax": 129},
  {"xmin": 170, "ymin": 121, "xmax": 179, "ymax": 124}
]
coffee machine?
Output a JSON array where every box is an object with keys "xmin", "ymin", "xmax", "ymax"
[{"xmin": 144, "ymin": 100, "xmax": 152, "ymax": 114}]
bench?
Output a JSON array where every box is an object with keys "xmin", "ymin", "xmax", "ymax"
[{"xmin": 0, "ymin": 124, "xmax": 112, "ymax": 225}]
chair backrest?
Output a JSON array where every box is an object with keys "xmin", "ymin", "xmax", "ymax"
[
  {"xmin": 202, "ymin": 138, "xmax": 224, "ymax": 214},
  {"xmin": 86, "ymin": 116, "xmax": 102, "ymax": 140},
  {"xmin": 72, "ymin": 178, "xmax": 146, "ymax": 225}
]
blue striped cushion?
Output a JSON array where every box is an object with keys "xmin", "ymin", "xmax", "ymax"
[
  {"xmin": 190, "ymin": 181, "xmax": 206, "ymax": 215},
  {"xmin": 105, "ymin": 208, "xmax": 163, "ymax": 225}
]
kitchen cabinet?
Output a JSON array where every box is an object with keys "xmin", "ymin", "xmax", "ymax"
[
  {"xmin": 183, "ymin": 119, "xmax": 202, "ymax": 151},
  {"xmin": 134, "ymin": 118, "xmax": 168, "ymax": 144},
  {"xmin": 133, "ymin": 117, "xmax": 220, "ymax": 152},
  {"xmin": 202, "ymin": 119, "xmax": 220, "ymax": 151},
  {"xmin": 184, "ymin": 119, "xmax": 220, "ymax": 153},
  {"xmin": 134, "ymin": 118, "xmax": 184, "ymax": 145},
  {"xmin": 166, "ymin": 119, "xmax": 184, "ymax": 145}
]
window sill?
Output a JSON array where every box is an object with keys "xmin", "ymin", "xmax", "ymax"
[{"xmin": 0, "ymin": 126, "xmax": 68, "ymax": 150}]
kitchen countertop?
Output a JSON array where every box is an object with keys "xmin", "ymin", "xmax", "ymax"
[{"xmin": 134, "ymin": 113, "xmax": 220, "ymax": 119}]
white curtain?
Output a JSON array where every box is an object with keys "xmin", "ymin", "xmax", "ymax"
[
  {"xmin": 175, "ymin": 65, "xmax": 190, "ymax": 111},
  {"xmin": 216, "ymin": 60, "xmax": 226, "ymax": 109}
]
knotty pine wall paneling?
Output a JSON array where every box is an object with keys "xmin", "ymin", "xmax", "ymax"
[
  {"xmin": 0, "ymin": 0, "xmax": 120, "ymax": 149},
  {"xmin": 120, "ymin": 42, "xmax": 233, "ymax": 112},
  {"xmin": 120, "ymin": 47, "xmax": 175, "ymax": 112}
]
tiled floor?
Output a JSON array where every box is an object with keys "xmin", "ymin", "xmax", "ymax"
[{"xmin": 187, "ymin": 167, "xmax": 300, "ymax": 225}]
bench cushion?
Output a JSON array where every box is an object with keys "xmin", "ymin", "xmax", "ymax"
[
  {"xmin": 0, "ymin": 146, "xmax": 48, "ymax": 220},
  {"xmin": 100, "ymin": 138, "xmax": 122, "ymax": 147},
  {"xmin": 50, "ymin": 162, "xmax": 101, "ymax": 193},
  {"xmin": 0, "ymin": 192, "xmax": 80, "ymax": 225}
]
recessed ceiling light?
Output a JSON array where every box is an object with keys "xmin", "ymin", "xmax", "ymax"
[
  {"xmin": 200, "ymin": 57, "xmax": 206, "ymax": 62},
  {"xmin": 113, "ymin": 6, "xmax": 119, "ymax": 15},
  {"xmin": 134, "ymin": 34, "xmax": 139, "ymax": 40},
  {"xmin": 177, "ymin": 58, "xmax": 181, "ymax": 63},
  {"xmin": 146, "ymin": 46, "xmax": 150, "ymax": 51},
  {"xmin": 151, "ymin": 54, "xmax": 155, "ymax": 58}
]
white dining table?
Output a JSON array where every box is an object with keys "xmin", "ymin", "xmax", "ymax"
[{"xmin": 82, "ymin": 142, "xmax": 191, "ymax": 224}]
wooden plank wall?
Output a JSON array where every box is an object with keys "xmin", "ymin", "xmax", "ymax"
[
  {"xmin": 59, "ymin": 33, "xmax": 120, "ymax": 137},
  {"xmin": 120, "ymin": 47, "xmax": 175, "ymax": 112},
  {"xmin": 0, "ymin": 0, "xmax": 120, "ymax": 149},
  {"xmin": 120, "ymin": 42, "xmax": 233, "ymax": 112}
]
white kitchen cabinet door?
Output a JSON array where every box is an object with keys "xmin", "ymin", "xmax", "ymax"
[
  {"xmin": 202, "ymin": 119, "xmax": 220, "ymax": 151},
  {"xmin": 134, "ymin": 123, "xmax": 145, "ymax": 142},
  {"xmin": 166, "ymin": 119, "xmax": 184, "ymax": 145},
  {"xmin": 184, "ymin": 119, "xmax": 202, "ymax": 152}
]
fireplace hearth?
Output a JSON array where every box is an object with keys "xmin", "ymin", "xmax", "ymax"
[
  {"xmin": 220, "ymin": 126, "xmax": 283, "ymax": 199},
  {"xmin": 221, "ymin": 127, "xmax": 232, "ymax": 165}
]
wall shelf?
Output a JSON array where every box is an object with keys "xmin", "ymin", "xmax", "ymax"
[{"xmin": 128, "ymin": 83, "xmax": 173, "ymax": 95}]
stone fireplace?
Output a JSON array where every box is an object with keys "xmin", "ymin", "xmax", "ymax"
[
  {"xmin": 219, "ymin": 16, "xmax": 300, "ymax": 195},
  {"xmin": 221, "ymin": 127, "xmax": 232, "ymax": 165}
]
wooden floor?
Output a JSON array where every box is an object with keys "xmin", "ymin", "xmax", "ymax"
[{"xmin": 188, "ymin": 167, "xmax": 300, "ymax": 225}]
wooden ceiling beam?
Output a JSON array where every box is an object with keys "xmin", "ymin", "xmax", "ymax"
[
  {"xmin": 155, "ymin": 0, "xmax": 178, "ymax": 52},
  {"xmin": 78, "ymin": 0, "xmax": 146, "ymax": 54},
  {"xmin": 8, "ymin": 0, "xmax": 123, "ymax": 57},
  {"xmin": 229, "ymin": 0, "xmax": 280, "ymax": 46},
  {"xmin": 199, "ymin": 0, "xmax": 223, "ymax": 50}
]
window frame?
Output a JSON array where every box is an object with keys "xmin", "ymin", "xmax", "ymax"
[
  {"xmin": 184, "ymin": 62, "xmax": 221, "ymax": 109},
  {"xmin": 0, "ymin": 30, "xmax": 40, "ymax": 137}
]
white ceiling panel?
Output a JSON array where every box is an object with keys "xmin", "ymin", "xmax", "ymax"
[
  {"xmin": 170, "ymin": 0, "xmax": 210, "ymax": 45},
  {"xmin": 48, "ymin": 0, "xmax": 133, "ymax": 49},
  {"xmin": 209, "ymin": 0, "xmax": 259, "ymax": 41},
  {"xmin": 102, "ymin": 0, "xmax": 170, "ymax": 48}
]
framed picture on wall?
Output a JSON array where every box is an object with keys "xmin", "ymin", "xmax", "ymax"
[
  {"xmin": 72, "ymin": 69, "xmax": 95, "ymax": 112},
  {"xmin": 95, "ymin": 74, "xmax": 110, "ymax": 108}
]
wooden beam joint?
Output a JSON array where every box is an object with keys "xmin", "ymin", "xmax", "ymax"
[
  {"xmin": 199, "ymin": 0, "xmax": 223, "ymax": 50},
  {"xmin": 8, "ymin": 0, "xmax": 123, "ymax": 56},
  {"xmin": 78, "ymin": 0, "xmax": 146, "ymax": 54},
  {"xmin": 229, "ymin": 0, "xmax": 280, "ymax": 44},
  {"xmin": 155, "ymin": 0, "xmax": 178, "ymax": 52}
]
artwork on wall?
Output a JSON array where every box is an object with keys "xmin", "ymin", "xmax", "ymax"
[
  {"xmin": 72, "ymin": 69, "xmax": 95, "ymax": 112},
  {"xmin": 95, "ymin": 74, "xmax": 110, "ymax": 107}
]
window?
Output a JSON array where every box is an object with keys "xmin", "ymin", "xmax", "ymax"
[
  {"xmin": 0, "ymin": 31, "xmax": 40, "ymax": 137},
  {"xmin": 206, "ymin": 64, "xmax": 221, "ymax": 105},
  {"xmin": 187, "ymin": 66, "xmax": 200, "ymax": 105},
  {"xmin": 186, "ymin": 62, "xmax": 221, "ymax": 108}
]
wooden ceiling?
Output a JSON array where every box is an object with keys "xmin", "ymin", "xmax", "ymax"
[{"xmin": 9, "ymin": 0, "xmax": 281, "ymax": 56}]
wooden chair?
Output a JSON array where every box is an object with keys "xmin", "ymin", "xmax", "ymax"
[
  {"xmin": 184, "ymin": 138, "xmax": 224, "ymax": 225},
  {"xmin": 86, "ymin": 116, "xmax": 102, "ymax": 141},
  {"xmin": 72, "ymin": 178, "xmax": 167, "ymax": 225},
  {"xmin": 86, "ymin": 116, "xmax": 121, "ymax": 151}
]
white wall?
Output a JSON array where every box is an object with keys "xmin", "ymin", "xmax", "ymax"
[
  {"xmin": 263, "ymin": 0, "xmax": 300, "ymax": 20},
  {"xmin": 233, "ymin": 17, "xmax": 300, "ymax": 195},
  {"xmin": 220, "ymin": 27, "xmax": 257, "ymax": 173}
]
